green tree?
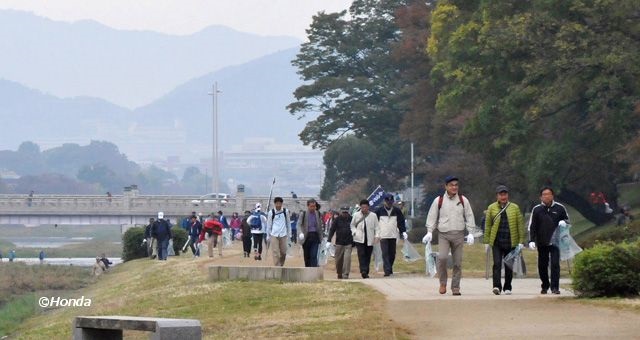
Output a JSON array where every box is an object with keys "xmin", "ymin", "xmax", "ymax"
[
  {"xmin": 290, "ymin": 0, "xmax": 418, "ymax": 198},
  {"xmin": 428, "ymin": 0, "xmax": 640, "ymax": 224}
]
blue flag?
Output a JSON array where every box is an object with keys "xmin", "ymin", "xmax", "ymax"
[{"xmin": 367, "ymin": 185, "xmax": 386, "ymax": 210}]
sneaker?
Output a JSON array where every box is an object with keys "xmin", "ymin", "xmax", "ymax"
[
  {"xmin": 541, "ymin": 289, "xmax": 548, "ymax": 294},
  {"xmin": 492, "ymin": 287, "xmax": 501, "ymax": 295},
  {"xmin": 337, "ymin": 275, "xmax": 343, "ymax": 279},
  {"xmin": 551, "ymin": 289, "xmax": 561, "ymax": 295},
  {"xmin": 504, "ymin": 290, "xmax": 512, "ymax": 295},
  {"xmin": 361, "ymin": 273, "xmax": 369, "ymax": 279},
  {"xmin": 384, "ymin": 273, "xmax": 391, "ymax": 277},
  {"xmin": 452, "ymin": 288, "xmax": 461, "ymax": 296},
  {"xmin": 257, "ymin": 255, "xmax": 262, "ymax": 261}
]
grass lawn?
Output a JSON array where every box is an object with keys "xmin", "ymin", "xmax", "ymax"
[{"xmin": 11, "ymin": 256, "xmax": 410, "ymax": 339}]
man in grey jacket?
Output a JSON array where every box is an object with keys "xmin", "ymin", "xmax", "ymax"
[
  {"xmin": 423, "ymin": 176, "xmax": 477, "ymax": 295},
  {"xmin": 351, "ymin": 199, "xmax": 380, "ymax": 278}
]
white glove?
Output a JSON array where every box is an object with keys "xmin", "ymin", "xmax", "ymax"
[
  {"xmin": 558, "ymin": 220, "xmax": 567, "ymax": 228},
  {"xmin": 142, "ymin": 239, "xmax": 147, "ymax": 243},
  {"xmin": 528, "ymin": 241, "xmax": 536, "ymax": 250},
  {"xmin": 402, "ymin": 232, "xmax": 408, "ymax": 240},
  {"xmin": 517, "ymin": 243, "xmax": 524, "ymax": 251},
  {"xmin": 422, "ymin": 232, "xmax": 432, "ymax": 244},
  {"xmin": 325, "ymin": 242, "xmax": 331, "ymax": 250},
  {"xmin": 466, "ymin": 233, "xmax": 474, "ymax": 245},
  {"xmin": 484, "ymin": 244, "xmax": 490, "ymax": 252},
  {"xmin": 266, "ymin": 235, "xmax": 270, "ymax": 242},
  {"xmin": 298, "ymin": 233, "xmax": 305, "ymax": 241}
]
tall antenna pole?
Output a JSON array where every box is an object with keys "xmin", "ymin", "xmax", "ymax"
[
  {"xmin": 411, "ymin": 142, "xmax": 415, "ymax": 218},
  {"xmin": 209, "ymin": 82, "xmax": 221, "ymax": 200}
]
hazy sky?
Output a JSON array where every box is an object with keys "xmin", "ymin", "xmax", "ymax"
[{"xmin": 0, "ymin": 0, "xmax": 353, "ymax": 39}]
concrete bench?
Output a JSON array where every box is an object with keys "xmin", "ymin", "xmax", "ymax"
[
  {"xmin": 73, "ymin": 315, "xmax": 201, "ymax": 340},
  {"xmin": 209, "ymin": 265, "xmax": 323, "ymax": 282}
]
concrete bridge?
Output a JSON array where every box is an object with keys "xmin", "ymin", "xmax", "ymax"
[{"xmin": 0, "ymin": 188, "xmax": 325, "ymax": 226}]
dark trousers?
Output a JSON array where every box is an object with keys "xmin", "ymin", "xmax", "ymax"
[
  {"xmin": 252, "ymin": 233, "xmax": 263, "ymax": 254},
  {"xmin": 188, "ymin": 236, "xmax": 200, "ymax": 256},
  {"xmin": 302, "ymin": 232, "xmax": 320, "ymax": 267},
  {"xmin": 492, "ymin": 245, "xmax": 514, "ymax": 291},
  {"xmin": 380, "ymin": 238, "xmax": 397, "ymax": 275},
  {"xmin": 242, "ymin": 235, "xmax": 252, "ymax": 254},
  {"xmin": 538, "ymin": 244, "xmax": 560, "ymax": 291},
  {"xmin": 355, "ymin": 242, "xmax": 374, "ymax": 276},
  {"xmin": 158, "ymin": 238, "xmax": 169, "ymax": 260}
]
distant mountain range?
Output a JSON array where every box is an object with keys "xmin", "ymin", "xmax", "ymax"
[
  {"xmin": 0, "ymin": 10, "xmax": 300, "ymax": 108},
  {"xmin": 0, "ymin": 48, "xmax": 310, "ymax": 161},
  {"xmin": 0, "ymin": 10, "xmax": 314, "ymax": 162}
]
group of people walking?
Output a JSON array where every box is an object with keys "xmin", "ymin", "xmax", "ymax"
[
  {"xmin": 143, "ymin": 177, "xmax": 570, "ymax": 298},
  {"xmin": 422, "ymin": 176, "xmax": 569, "ymax": 296}
]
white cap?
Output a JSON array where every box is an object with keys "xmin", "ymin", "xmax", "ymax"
[
  {"xmin": 255, "ymin": 203, "xmax": 261, "ymax": 210},
  {"xmin": 158, "ymin": 212, "xmax": 164, "ymax": 219}
]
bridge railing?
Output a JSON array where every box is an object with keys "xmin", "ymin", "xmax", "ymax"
[{"xmin": 0, "ymin": 194, "xmax": 325, "ymax": 216}]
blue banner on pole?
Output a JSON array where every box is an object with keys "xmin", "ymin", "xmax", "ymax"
[{"xmin": 367, "ymin": 185, "xmax": 386, "ymax": 210}]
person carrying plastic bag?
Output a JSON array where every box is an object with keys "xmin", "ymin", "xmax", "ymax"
[
  {"xmin": 528, "ymin": 186, "xmax": 570, "ymax": 295},
  {"xmin": 483, "ymin": 185, "xmax": 526, "ymax": 295}
]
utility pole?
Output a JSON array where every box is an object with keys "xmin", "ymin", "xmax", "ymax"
[
  {"xmin": 411, "ymin": 142, "xmax": 415, "ymax": 218},
  {"xmin": 208, "ymin": 82, "xmax": 221, "ymax": 200}
]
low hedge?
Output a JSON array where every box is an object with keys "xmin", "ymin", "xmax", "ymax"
[{"xmin": 572, "ymin": 240, "xmax": 640, "ymax": 297}]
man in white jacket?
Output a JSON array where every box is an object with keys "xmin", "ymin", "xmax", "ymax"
[
  {"xmin": 423, "ymin": 176, "xmax": 477, "ymax": 295},
  {"xmin": 266, "ymin": 197, "xmax": 291, "ymax": 266},
  {"xmin": 351, "ymin": 199, "xmax": 380, "ymax": 279},
  {"xmin": 376, "ymin": 193, "xmax": 408, "ymax": 277}
]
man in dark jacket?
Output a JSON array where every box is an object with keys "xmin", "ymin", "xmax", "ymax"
[
  {"xmin": 151, "ymin": 212, "xmax": 172, "ymax": 261},
  {"xmin": 528, "ymin": 186, "xmax": 569, "ymax": 294},
  {"xmin": 328, "ymin": 207, "xmax": 354, "ymax": 279},
  {"xmin": 240, "ymin": 210, "xmax": 253, "ymax": 257},
  {"xmin": 187, "ymin": 215, "xmax": 202, "ymax": 257},
  {"xmin": 144, "ymin": 217, "xmax": 155, "ymax": 259}
]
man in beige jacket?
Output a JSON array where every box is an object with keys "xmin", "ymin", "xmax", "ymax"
[{"xmin": 350, "ymin": 199, "xmax": 380, "ymax": 279}]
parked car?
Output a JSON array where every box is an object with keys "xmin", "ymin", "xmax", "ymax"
[{"xmin": 191, "ymin": 193, "xmax": 230, "ymax": 205}]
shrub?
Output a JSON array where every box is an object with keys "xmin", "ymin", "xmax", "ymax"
[
  {"xmin": 122, "ymin": 227, "xmax": 147, "ymax": 262},
  {"xmin": 572, "ymin": 240, "xmax": 640, "ymax": 297},
  {"xmin": 171, "ymin": 227, "xmax": 188, "ymax": 256}
]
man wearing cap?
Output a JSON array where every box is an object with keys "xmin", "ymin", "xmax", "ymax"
[
  {"xmin": 248, "ymin": 203, "xmax": 267, "ymax": 260},
  {"xmin": 484, "ymin": 185, "xmax": 526, "ymax": 295},
  {"xmin": 328, "ymin": 206, "xmax": 354, "ymax": 279},
  {"xmin": 376, "ymin": 193, "xmax": 407, "ymax": 277},
  {"xmin": 423, "ymin": 176, "xmax": 477, "ymax": 295},
  {"xmin": 266, "ymin": 197, "xmax": 292, "ymax": 266},
  {"xmin": 351, "ymin": 199, "xmax": 380, "ymax": 278},
  {"xmin": 151, "ymin": 212, "xmax": 172, "ymax": 261}
]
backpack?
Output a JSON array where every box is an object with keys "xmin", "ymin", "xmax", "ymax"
[
  {"xmin": 250, "ymin": 212, "xmax": 263, "ymax": 231},
  {"xmin": 271, "ymin": 208, "xmax": 287, "ymax": 221}
]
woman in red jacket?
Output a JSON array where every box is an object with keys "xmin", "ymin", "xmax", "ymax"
[{"xmin": 200, "ymin": 215, "xmax": 223, "ymax": 258}]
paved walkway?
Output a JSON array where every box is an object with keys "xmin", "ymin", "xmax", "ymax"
[{"xmin": 354, "ymin": 277, "xmax": 574, "ymax": 300}]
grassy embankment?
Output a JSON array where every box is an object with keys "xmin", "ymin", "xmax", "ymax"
[
  {"xmin": 0, "ymin": 263, "xmax": 92, "ymax": 337},
  {"xmin": 10, "ymin": 256, "xmax": 410, "ymax": 339}
]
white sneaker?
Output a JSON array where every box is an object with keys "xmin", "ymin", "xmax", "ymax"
[
  {"xmin": 492, "ymin": 287, "xmax": 500, "ymax": 295},
  {"xmin": 504, "ymin": 290, "xmax": 512, "ymax": 295}
]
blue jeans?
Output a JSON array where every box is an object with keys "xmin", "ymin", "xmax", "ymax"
[{"xmin": 158, "ymin": 238, "xmax": 169, "ymax": 260}]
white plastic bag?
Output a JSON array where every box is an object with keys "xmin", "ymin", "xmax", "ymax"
[
  {"xmin": 402, "ymin": 241, "xmax": 422, "ymax": 262},
  {"xmin": 551, "ymin": 223, "xmax": 582, "ymax": 261},
  {"xmin": 317, "ymin": 238, "xmax": 329, "ymax": 266},
  {"xmin": 373, "ymin": 243, "xmax": 383, "ymax": 273},
  {"xmin": 222, "ymin": 229, "xmax": 233, "ymax": 248},
  {"xmin": 503, "ymin": 247, "xmax": 521, "ymax": 270},
  {"xmin": 425, "ymin": 242, "xmax": 437, "ymax": 278},
  {"xmin": 167, "ymin": 239, "xmax": 175, "ymax": 256}
]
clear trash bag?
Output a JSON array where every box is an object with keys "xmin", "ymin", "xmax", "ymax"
[
  {"xmin": 328, "ymin": 243, "xmax": 336, "ymax": 258},
  {"xmin": 167, "ymin": 239, "xmax": 175, "ymax": 256},
  {"xmin": 318, "ymin": 238, "xmax": 329, "ymax": 266},
  {"xmin": 512, "ymin": 252, "xmax": 526, "ymax": 278},
  {"xmin": 425, "ymin": 242, "xmax": 437, "ymax": 278},
  {"xmin": 402, "ymin": 241, "xmax": 422, "ymax": 262},
  {"xmin": 503, "ymin": 247, "xmax": 521, "ymax": 270},
  {"xmin": 373, "ymin": 243, "xmax": 383, "ymax": 273},
  {"xmin": 222, "ymin": 229, "xmax": 233, "ymax": 248},
  {"xmin": 551, "ymin": 223, "xmax": 582, "ymax": 261}
]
